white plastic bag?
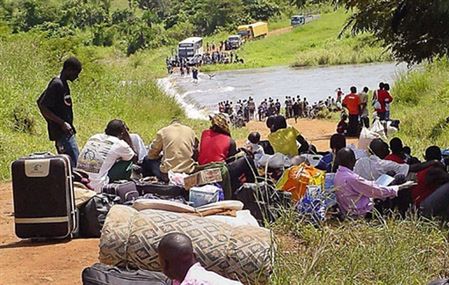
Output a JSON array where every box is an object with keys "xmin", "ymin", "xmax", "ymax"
[{"xmin": 358, "ymin": 127, "xmax": 381, "ymax": 150}]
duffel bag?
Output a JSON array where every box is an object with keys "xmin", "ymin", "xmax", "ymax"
[
  {"xmin": 134, "ymin": 178, "xmax": 186, "ymax": 198},
  {"xmin": 79, "ymin": 194, "xmax": 117, "ymax": 238},
  {"xmin": 102, "ymin": 181, "xmax": 139, "ymax": 204},
  {"xmin": 82, "ymin": 263, "xmax": 171, "ymax": 285}
]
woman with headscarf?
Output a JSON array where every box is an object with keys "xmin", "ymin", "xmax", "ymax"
[{"xmin": 198, "ymin": 113, "xmax": 237, "ymax": 165}]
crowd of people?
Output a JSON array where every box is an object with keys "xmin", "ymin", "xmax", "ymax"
[
  {"xmin": 218, "ymin": 95, "xmax": 343, "ymax": 127},
  {"xmin": 338, "ymin": 83, "xmax": 393, "ymax": 136}
]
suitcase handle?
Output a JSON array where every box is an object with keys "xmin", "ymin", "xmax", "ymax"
[{"xmin": 30, "ymin": 152, "xmax": 54, "ymax": 158}]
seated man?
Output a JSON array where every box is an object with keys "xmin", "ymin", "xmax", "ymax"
[
  {"xmin": 316, "ymin": 133, "xmax": 346, "ymax": 173},
  {"xmin": 384, "ymin": 137, "xmax": 406, "ymax": 164},
  {"xmin": 354, "ymin": 139, "xmax": 434, "ymax": 181},
  {"xmin": 77, "ymin": 119, "xmax": 137, "ymax": 192},
  {"xmin": 144, "ymin": 119, "xmax": 198, "ymax": 182},
  {"xmin": 158, "ymin": 233, "xmax": 242, "ymax": 285},
  {"xmin": 411, "ymin": 146, "xmax": 446, "ymax": 207},
  {"xmin": 334, "ymin": 148, "xmax": 415, "ymax": 217}
]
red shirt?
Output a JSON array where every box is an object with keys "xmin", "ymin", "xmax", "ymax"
[
  {"xmin": 385, "ymin": 153, "xmax": 406, "ymax": 164},
  {"xmin": 198, "ymin": 129, "xmax": 231, "ymax": 165},
  {"xmin": 411, "ymin": 167, "xmax": 436, "ymax": 206},
  {"xmin": 342, "ymin": 93, "xmax": 360, "ymax": 115},
  {"xmin": 375, "ymin": 90, "xmax": 393, "ymax": 112}
]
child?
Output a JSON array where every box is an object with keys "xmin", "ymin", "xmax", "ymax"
[
  {"xmin": 337, "ymin": 114, "xmax": 348, "ymax": 135},
  {"xmin": 245, "ymin": 132, "xmax": 265, "ymax": 165}
]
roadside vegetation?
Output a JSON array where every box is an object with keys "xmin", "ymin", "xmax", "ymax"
[
  {"xmin": 392, "ymin": 59, "xmax": 449, "ymax": 156},
  {"xmin": 270, "ymin": 212, "xmax": 449, "ymax": 284}
]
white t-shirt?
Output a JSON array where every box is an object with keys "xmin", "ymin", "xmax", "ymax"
[
  {"xmin": 354, "ymin": 155, "xmax": 409, "ymax": 181},
  {"xmin": 77, "ymin": 134, "xmax": 135, "ymax": 192},
  {"xmin": 130, "ymin": 133, "xmax": 147, "ymax": 163},
  {"xmin": 174, "ymin": 263, "xmax": 242, "ymax": 285}
]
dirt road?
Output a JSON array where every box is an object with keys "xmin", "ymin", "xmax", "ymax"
[{"xmin": 0, "ymin": 118, "xmax": 351, "ymax": 284}]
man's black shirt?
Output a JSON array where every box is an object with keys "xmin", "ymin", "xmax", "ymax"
[{"xmin": 37, "ymin": 77, "xmax": 75, "ymax": 141}]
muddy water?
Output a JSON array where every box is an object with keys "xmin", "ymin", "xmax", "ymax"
[{"xmin": 157, "ymin": 63, "xmax": 408, "ymax": 119}]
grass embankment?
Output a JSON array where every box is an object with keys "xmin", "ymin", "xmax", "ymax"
[
  {"xmin": 392, "ymin": 59, "xmax": 449, "ymax": 156},
  {"xmin": 0, "ymin": 32, "xmax": 208, "ymax": 180},
  {"xmin": 270, "ymin": 214, "xmax": 449, "ymax": 284},
  {"xmin": 201, "ymin": 10, "xmax": 391, "ymax": 73}
]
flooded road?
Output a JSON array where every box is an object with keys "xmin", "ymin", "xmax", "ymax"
[{"xmin": 157, "ymin": 63, "xmax": 408, "ymax": 119}]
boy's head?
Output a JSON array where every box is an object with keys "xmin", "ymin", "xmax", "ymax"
[
  {"xmin": 389, "ymin": 137, "xmax": 403, "ymax": 155},
  {"xmin": 248, "ymin": 132, "xmax": 261, "ymax": 144},
  {"xmin": 350, "ymin": 86, "xmax": 357, "ymax": 93}
]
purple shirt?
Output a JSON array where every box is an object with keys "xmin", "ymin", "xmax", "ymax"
[{"xmin": 334, "ymin": 166, "xmax": 399, "ymax": 217}]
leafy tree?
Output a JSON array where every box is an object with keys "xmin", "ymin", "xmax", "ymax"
[
  {"xmin": 244, "ymin": 0, "xmax": 280, "ymax": 21},
  {"xmin": 340, "ymin": 0, "xmax": 449, "ymax": 64}
]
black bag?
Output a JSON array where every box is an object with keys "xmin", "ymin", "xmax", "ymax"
[
  {"xmin": 102, "ymin": 181, "xmax": 139, "ymax": 204},
  {"xmin": 135, "ymin": 178, "xmax": 186, "ymax": 198},
  {"xmin": 79, "ymin": 194, "xmax": 116, "ymax": 238},
  {"xmin": 11, "ymin": 153, "xmax": 77, "ymax": 239},
  {"xmin": 235, "ymin": 182, "xmax": 292, "ymax": 224},
  {"xmin": 258, "ymin": 140, "xmax": 274, "ymax": 155},
  {"xmin": 82, "ymin": 263, "xmax": 172, "ymax": 285}
]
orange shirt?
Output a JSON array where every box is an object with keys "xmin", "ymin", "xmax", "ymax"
[{"xmin": 343, "ymin": 93, "xmax": 360, "ymax": 115}]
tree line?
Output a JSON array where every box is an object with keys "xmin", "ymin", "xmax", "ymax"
[{"xmin": 0, "ymin": 0, "xmax": 322, "ymax": 55}]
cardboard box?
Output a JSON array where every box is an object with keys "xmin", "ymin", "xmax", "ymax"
[{"xmin": 184, "ymin": 168, "xmax": 222, "ymax": 190}]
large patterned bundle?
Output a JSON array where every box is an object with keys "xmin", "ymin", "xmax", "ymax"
[{"xmin": 99, "ymin": 205, "xmax": 273, "ymax": 284}]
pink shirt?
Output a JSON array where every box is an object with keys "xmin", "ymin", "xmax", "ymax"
[
  {"xmin": 334, "ymin": 166, "xmax": 399, "ymax": 217},
  {"xmin": 174, "ymin": 263, "xmax": 243, "ymax": 285}
]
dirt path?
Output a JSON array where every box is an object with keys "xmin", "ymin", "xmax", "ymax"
[
  {"xmin": 0, "ymin": 183, "xmax": 98, "ymax": 285},
  {"xmin": 0, "ymin": 119, "xmax": 353, "ymax": 284},
  {"xmin": 268, "ymin": 26, "xmax": 292, "ymax": 37}
]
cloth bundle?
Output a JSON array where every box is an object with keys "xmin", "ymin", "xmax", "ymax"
[{"xmin": 99, "ymin": 205, "xmax": 274, "ymax": 284}]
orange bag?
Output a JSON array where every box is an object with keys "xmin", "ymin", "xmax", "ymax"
[{"xmin": 276, "ymin": 163, "xmax": 325, "ymax": 202}]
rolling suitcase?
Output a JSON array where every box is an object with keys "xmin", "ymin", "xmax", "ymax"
[{"xmin": 11, "ymin": 153, "xmax": 77, "ymax": 239}]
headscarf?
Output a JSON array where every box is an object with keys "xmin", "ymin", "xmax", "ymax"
[{"xmin": 210, "ymin": 113, "xmax": 231, "ymax": 135}]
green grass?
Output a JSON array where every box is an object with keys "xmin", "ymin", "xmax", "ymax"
[
  {"xmin": 270, "ymin": 213, "xmax": 449, "ymax": 284},
  {"xmin": 391, "ymin": 59, "xmax": 449, "ymax": 156},
  {"xmin": 201, "ymin": 10, "xmax": 391, "ymax": 73}
]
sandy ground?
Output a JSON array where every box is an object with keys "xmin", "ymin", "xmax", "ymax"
[{"xmin": 0, "ymin": 118, "xmax": 352, "ymax": 284}]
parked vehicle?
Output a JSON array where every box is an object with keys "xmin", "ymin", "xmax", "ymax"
[
  {"xmin": 291, "ymin": 15, "xmax": 305, "ymax": 26},
  {"xmin": 178, "ymin": 37, "xmax": 203, "ymax": 59},
  {"xmin": 227, "ymin": 35, "xmax": 243, "ymax": 49},
  {"xmin": 237, "ymin": 22, "xmax": 268, "ymax": 40}
]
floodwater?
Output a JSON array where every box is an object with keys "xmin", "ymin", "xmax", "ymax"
[{"xmin": 157, "ymin": 63, "xmax": 408, "ymax": 119}]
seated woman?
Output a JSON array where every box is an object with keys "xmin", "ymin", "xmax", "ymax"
[
  {"xmin": 267, "ymin": 115, "xmax": 309, "ymax": 157},
  {"xmin": 198, "ymin": 113, "xmax": 237, "ymax": 165}
]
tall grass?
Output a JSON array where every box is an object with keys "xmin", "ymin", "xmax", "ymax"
[
  {"xmin": 0, "ymin": 32, "xmax": 188, "ymax": 180},
  {"xmin": 271, "ymin": 212, "xmax": 449, "ymax": 284},
  {"xmin": 392, "ymin": 59, "xmax": 449, "ymax": 156}
]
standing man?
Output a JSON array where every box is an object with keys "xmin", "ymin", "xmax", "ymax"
[
  {"xmin": 359, "ymin": 86, "xmax": 370, "ymax": 128},
  {"xmin": 342, "ymin": 86, "xmax": 360, "ymax": 136},
  {"xmin": 37, "ymin": 57, "xmax": 82, "ymax": 167}
]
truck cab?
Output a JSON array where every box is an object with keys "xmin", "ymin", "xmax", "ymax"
[
  {"xmin": 291, "ymin": 15, "xmax": 305, "ymax": 26},
  {"xmin": 227, "ymin": 35, "xmax": 242, "ymax": 49}
]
